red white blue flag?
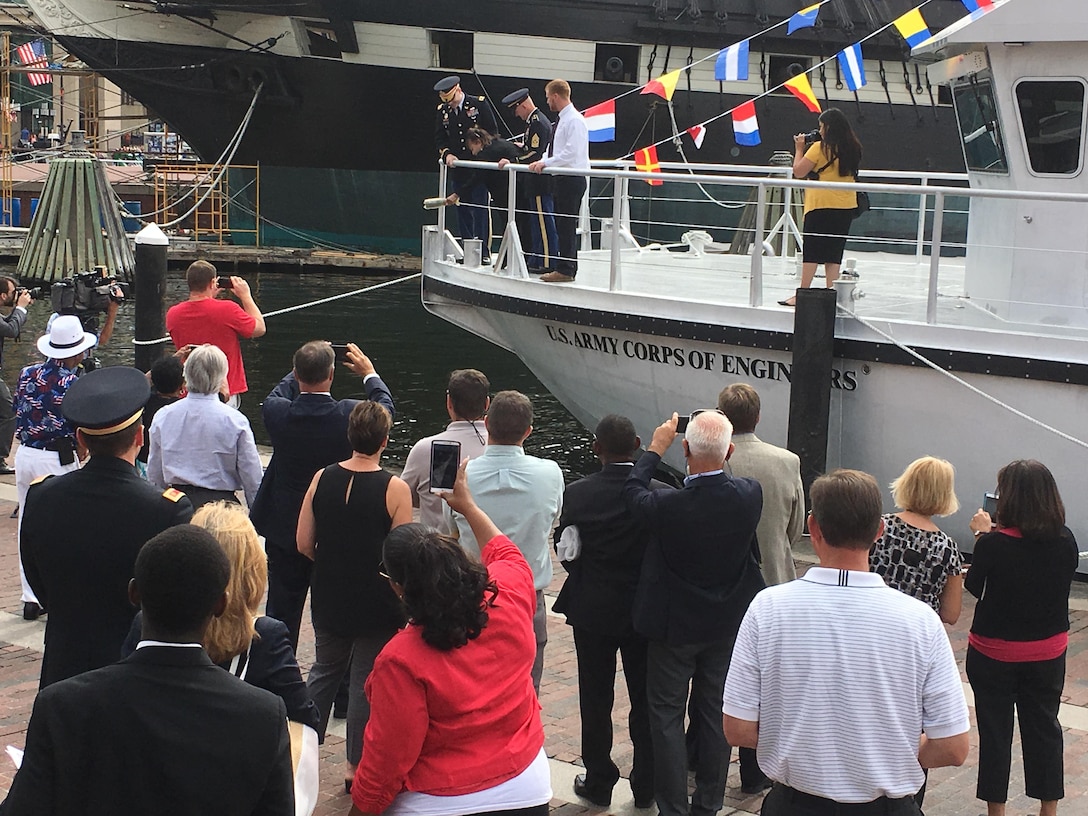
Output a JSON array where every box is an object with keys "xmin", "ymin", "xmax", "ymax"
[
  {"xmin": 16, "ymin": 39, "xmax": 51, "ymax": 86},
  {"xmin": 732, "ymin": 101, "xmax": 760, "ymax": 146}
]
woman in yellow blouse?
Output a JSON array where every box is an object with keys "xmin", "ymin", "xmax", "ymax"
[{"xmin": 781, "ymin": 108, "xmax": 863, "ymax": 307}]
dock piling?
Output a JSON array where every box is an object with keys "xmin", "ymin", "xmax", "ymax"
[
  {"xmin": 786, "ymin": 287, "xmax": 837, "ymax": 505},
  {"xmin": 133, "ymin": 224, "xmax": 169, "ymax": 372}
]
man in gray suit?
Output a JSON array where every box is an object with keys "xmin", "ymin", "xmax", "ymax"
[
  {"xmin": 715, "ymin": 383, "xmax": 804, "ymax": 795},
  {"xmin": 718, "ymin": 383, "xmax": 804, "ymax": 588}
]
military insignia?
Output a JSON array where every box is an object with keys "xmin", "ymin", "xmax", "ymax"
[
  {"xmin": 162, "ymin": 488, "xmax": 186, "ymax": 503},
  {"xmin": 531, "ymin": 134, "xmax": 540, "ymax": 148},
  {"xmin": 29, "ymin": 474, "xmax": 53, "ymax": 486}
]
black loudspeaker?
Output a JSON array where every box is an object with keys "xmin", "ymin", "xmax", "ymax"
[{"xmin": 605, "ymin": 56, "xmax": 625, "ymax": 81}]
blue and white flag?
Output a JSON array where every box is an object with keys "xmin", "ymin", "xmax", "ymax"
[
  {"xmin": 715, "ymin": 40, "xmax": 749, "ymax": 82},
  {"xmin": 836, "ymin": 43, "xmax": 866, "ymax": 92}
]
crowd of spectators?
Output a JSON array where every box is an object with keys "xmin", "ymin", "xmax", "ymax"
[{"xmin": 0, "ymin": 260, "xmax": 1079, "ymax": 816}]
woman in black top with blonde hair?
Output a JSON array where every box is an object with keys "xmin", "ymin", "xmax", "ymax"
[{"xmin": 966, "ymin": 460, "xmax": 1079, "ymax": 816}]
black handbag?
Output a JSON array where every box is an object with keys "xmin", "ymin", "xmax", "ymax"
[{"xmin": 853, "ymin": 189, "xmax": 870, "ymax": 219}]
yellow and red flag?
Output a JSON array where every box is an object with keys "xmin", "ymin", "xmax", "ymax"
[
  {"xmin": 784, "ymin": 74, "xmax": 821, "ymax": 113},
  {"xmin": 635, "ymin": 146, "xmax": 663, "ymax": 185},
  {"xmin": 640, "ymin": 69, "xmax": 681, "ymax": 101}
]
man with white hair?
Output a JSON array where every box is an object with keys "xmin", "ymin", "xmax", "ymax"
[
  {"xmin": 624, "ymin": 410, "xmax": 764, "ymax": 816},
  {"xmin": 147, "ymin": 344, "xmax": 263, "ymax": 509}
]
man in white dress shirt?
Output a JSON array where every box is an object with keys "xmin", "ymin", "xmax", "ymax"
[{"xmin": 530, "ymin": 79, "xmax": 589, "ymax": 283}]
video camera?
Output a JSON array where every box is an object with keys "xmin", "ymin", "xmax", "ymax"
[
  {"xmin": 50, "ymin": 268, "xmax": 129, "ymax": 318},
  {"xmin": 16, "ymin": 286, "xmax": 44, "ymax": 301}
]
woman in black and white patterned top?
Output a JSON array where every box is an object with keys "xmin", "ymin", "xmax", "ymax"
[{"xmin": 870, "ymin": 456, "xmax": 963, "ymax": 624}]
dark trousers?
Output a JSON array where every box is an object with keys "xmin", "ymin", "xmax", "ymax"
[
  {"xmin": 553, "ymin": 175, "xmax": 587, "ymax": 275},
  {"xmin": 572, "ymin": 627, "xmax": 654, "ymax": 802},
  {"xmin": 761, "ymin": 784, "xmax": 922, "ymax": 816},
  {"xmin": 0, "ymin": 378, "xmax": 13, "ymax": 460},
  {"xmin": 966, "ymin": 646, "xmax": 1066, "ymax": 803},
  {"xmin": 264, "ymin": 537, "xmax": 313, "ymax": 651},
  {"xmin": 454, "ymin": 180, "xmax": 491, "ymax": 259},
  {"xmin": 516, "ymin": 190, "xmax": 558, "ymax": 270},
  {"xmin": 686, "ymin": 710, "xmax": 766, "ymax": 789},
  {"xmin": 307, "ymin": 628, "xmax": 390, "ymax": 766},
  {"xmin": 647, "ymin": 636, "xmax": 735, "ymax": 816}
]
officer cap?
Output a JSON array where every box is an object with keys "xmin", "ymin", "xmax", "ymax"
[
  {"xmin": 502, "ymin": 88, "xmax": 530, "ymax": 108},
  {"xmin": 62, "ymin": 366, "xmax": 150, "ymax": 436},
  {"xmin": 433, "ymin": 75, "xmax": 460, "ymax": 93}
]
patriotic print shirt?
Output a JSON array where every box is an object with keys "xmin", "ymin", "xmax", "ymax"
[{"xmin": 15, "ymin": 360, "xmax": 79, "ymax": 446}]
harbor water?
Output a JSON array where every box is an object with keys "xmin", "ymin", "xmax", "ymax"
[{"xmin": 0, "ymin": 267, "xmax": 598, "ymax": 480}]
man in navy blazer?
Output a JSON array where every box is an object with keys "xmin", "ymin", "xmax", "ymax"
[
  {"xmin": 624, "ymin": 410, "xmax": 763, "ymax": 816},
  {"xmin": 2, "ymin": 524, "xmax": 294, "ymax": 816},
  {"xmin": 250, "ymin": 340, "xmax": 394, "ymax": 648}
]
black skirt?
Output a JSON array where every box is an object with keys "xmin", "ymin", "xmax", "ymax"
[{"xmin": 802, "ymin": 207, "xmax": 854, "ymax": 264}]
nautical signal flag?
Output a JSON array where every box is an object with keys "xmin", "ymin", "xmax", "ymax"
[
  {"xmin": 787, "ymin": 3, "xmax": 822, "ymax": 35},
  {"xmin": 583, "ymin": 99, "xmax": 616, "ymax": 143},
  {"xmin": 687, "ymin": 125, "xmax": 706, "ymax": 149},
  {"xmin": 641, "ymin": 69, "xmax": 681, "ymax": 101},
  {"xmin": 715, "ymin": 40, "xmax": 749, "ymax": 82},
  {"xmin": 784, "ymin": 74, "xmax": 821, "ymax": 113},
  {"xmin": 837, "ymin": 43, "xmax": 866, "ymax": 92},
  {"xmin": 893, "ymin": 8, "xmax": 932, "ymax": 49},
  {"xmin": 960, "ymin": 0, "xmax": 993, "ymax": 11},
  {"xmin": 732, "ymin": 101, "xmax": 761, "ymax": 146},
  {"xmin": 635, "ymin": 146, "xmax": 663, "ymax": 185}
]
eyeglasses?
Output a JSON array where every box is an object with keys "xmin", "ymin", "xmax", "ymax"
[{"xmin": 690, "ymin": 408, "xmax": 725, "ymax": 418}]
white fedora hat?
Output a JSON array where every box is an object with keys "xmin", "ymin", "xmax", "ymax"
[{"xmin": 37, "ymin": 315, "xmax": 98, "ymax": 359}]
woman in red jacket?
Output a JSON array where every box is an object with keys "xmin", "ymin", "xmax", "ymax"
[{"xmin": 349, "ymin": 463, "xmax": 550, "ymax": 816}]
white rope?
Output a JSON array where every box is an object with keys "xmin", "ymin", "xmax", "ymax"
[
  {"xmin": 849, "ymin": 310, "xmax": 1088, "ymax": 450},
  {"xmin": 132, "ymin": 272, "xmax": 421, "ymax": 347}
]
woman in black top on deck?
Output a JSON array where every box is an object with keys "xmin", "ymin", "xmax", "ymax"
[
  {"xmin": 297, "ymin": 400, "xmax": 413, "ymax": 789},
  {"xmin": 965, "ymin": 460, "xmax": 1079, "ymax": 816}
]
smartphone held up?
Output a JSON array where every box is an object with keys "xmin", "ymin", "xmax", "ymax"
[{"xmin": 430, "ymin": 440, "xmax": 461, "ymax": 494}]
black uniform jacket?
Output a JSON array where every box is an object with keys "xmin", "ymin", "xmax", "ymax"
[
  {"xmin": 1, "ymin": 645, "xmax": 294, "ymax": 816},
  {"xmin": 435, "ymin": 93, "xmax": 498, "ymax": 182},
  {"xmin": 21, "ymin": 455, "xmax": 194, "ymax": 688}
]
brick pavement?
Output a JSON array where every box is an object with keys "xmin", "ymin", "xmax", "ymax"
[{"xmin": 0, "ymin": 466, "xmax": 1086, "ymax": 816}]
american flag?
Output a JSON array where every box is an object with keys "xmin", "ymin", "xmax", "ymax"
[{"xmin": 15, "ymin": 39, "xmax": 51, "ymax": 86}]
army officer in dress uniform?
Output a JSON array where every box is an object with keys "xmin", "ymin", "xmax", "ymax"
[
  {"xmin": 21, "ymin": 366, "xmax": 194, "ymax": 689},
  {"xmin": 499, "ymin": 88, "xmax": 559, "ymax": 273},
  {"xmin": 434, "ymin": 75, "xmax": 498, "ymax": 263}
]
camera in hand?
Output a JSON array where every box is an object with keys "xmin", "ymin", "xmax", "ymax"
[
  {"xmin": 216, "ymin": 276, "xmax": 234, "ymax": 290},
  {"xmin": 803, "ymin": 129, "xmax": 822, "ymax": 146},
  {"xmin": 675, "ymin": 415, "xmax": 691, "ymax": 434},
  {"xmin": 17, "ymin": 286, "xmax": 43, "ymax": 301},
  {"xmin": 330, "ymin": 343, "xmax": 350, "ymax": 363}
]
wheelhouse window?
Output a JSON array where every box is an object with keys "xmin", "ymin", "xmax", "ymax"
[
  {"xmin": 430, "ymin": 30, "xmax": 473, "ymax": 71},
  {"xmin": 1015, "ymin": 79, "xmax": 1085, "ymax": 176},
  {"xmin": 594, "ymin": 44, "xmax": 640, "ymax": 84},
  {"xmin": 305, "ymin": 25, "xmax": 342, "ymax": 59},
  {"xmin": 952, "ymin": 77, "xmax": 1008, "ymax": 173}
]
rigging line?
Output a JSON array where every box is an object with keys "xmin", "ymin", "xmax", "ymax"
[
  {"xmin": 132, "ymin": 273, "xmax": 422, "ymax": 346},
  {"xmin": 849, "ymin": 311, "xmax": 1088, "ymax": 451},
  {"xmin": 115, "ymin": 83, "xmax": 263, "ymax": 219},
  {"xmin": 172, "ymin": 12, "xmax": 282, "ymax": 53},
  {"xmin": 156, "ymin": 82, "xmax": 262, "ymax": 227},
  {"xmin": 662, "ymin": 99, "xmax": 750, "ymax": 210},
  {"xmin": 615, "ymin": 0, "xmax": 938, "ymax": 161},
  {"xmin": 469, "ymin": 70, "xmax": 516, "ymax": 139}
]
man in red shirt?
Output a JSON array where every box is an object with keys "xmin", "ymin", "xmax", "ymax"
[{"xmin": 166, "ymin": 260, "xmax": 266, "ymax": 406}]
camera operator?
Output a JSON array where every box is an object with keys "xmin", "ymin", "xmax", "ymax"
[{"xmin": 0, "ymin": 276, "xmax": 32, "ymax": 475}]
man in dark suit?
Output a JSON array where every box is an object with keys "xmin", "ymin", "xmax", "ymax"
[
  {"xmin": 250, "ymin": 340, "xmax": 394, "ymax": 649},
  {"xmin": 624, "ymin": 410, "xmax": 764, "ymax": 816},
  {"xmin": 554, "ymin": 415, "xmax": 663, "ymax": 809},
  {"xmin": 3, "ymin": 524, "xmax": 294, "ymax": 815},
  {"xmin": 21, "ymin": 366, "xmax": 194, "ymax": 689}
]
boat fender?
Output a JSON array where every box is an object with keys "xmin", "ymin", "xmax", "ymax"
[{"xmin": 681, "ymin": 230, "xmax": 714, "ymax": 256}]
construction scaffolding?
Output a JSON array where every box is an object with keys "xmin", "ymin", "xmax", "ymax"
[
  {"xmin": 152, "ymin": 162, "xmax": 261, "ymax": 246},
  {"xmin": 1, "ymin": 33, "xmax": 13, "ymax": 228}
]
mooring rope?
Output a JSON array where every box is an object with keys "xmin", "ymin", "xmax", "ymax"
[
  {"xmin": 131, "ymin": 272, "xmax": 421, "ymax": 346},
  {"xmin": 849, "ymin": 309, "xmax": 1088, "ymax": 451}
]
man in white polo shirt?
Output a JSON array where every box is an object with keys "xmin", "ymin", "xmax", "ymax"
[{"xmin": 722, "ymin": 469, "xmax": 970, "ymax": 816}]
